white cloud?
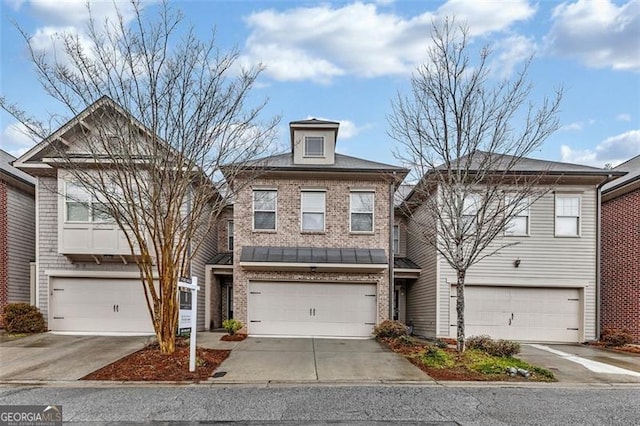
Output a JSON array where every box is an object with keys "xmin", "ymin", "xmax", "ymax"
[
  {"xmin": 616, "ymin": 113, "xmax": 631, "ymax": 121},
  {"xmin": 25, "ymin": 0, "xmax": 138, "ymax": 27},
  {"xmin": 242, "ymin": 1, "xmax": 536, "ymax": 83},
  {"xmin": 560, "ymin": 122, "xmax": 584, "ymax": 131},
  {"xmin": 491, "ymin": 34, "xmax": 537, "ymax": 78},
  {"xmin": 560, "ymin": 129, "xmax": 640, "ymax": 166},
  {"xmin": 546, "ymin": 0, "xmax": 640, "ymax": 72},
  {"xmin": 2, "ymin": 122, "xmax": 39, "ymax": 157},
  {"xmin": 305, "ymin": 116, "xmax": 370, "ymax": 139},
  {"xmin": 435, "ymin": 0, "xmax": 536, "ymax": 36}
]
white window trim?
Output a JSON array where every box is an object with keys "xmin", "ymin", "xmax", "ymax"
[
  {"xmin": 300, "ymin": 190, "xmax": 326, "ymax": 232},
  {"xmin": 554, "ymin": 194, "xmax": 581, "ymax": 237},
  {"xmin": 64, "ymin": 181, "xmax": 112, "ymax": 224},
  {"xmin": 350, "ymin": 191, "xmax": 375, "ymax": 233},
  {"xmin": 227, "ymin": 220, "xmax": 234, "ymax": 250},
  {"xmin": 304, "ymin": 136, "xmax": 325, "ymax": 157},
  {"xmin": 504, "ymin": 196, "xmax": 530, "ymax": 237},
  {"xmin": 252, "ymin": 189, "xmax": 277, "ymax": 231}
]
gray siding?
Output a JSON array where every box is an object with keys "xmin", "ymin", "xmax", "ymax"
[
  {"xmin": 190, "ymin": 212, "xmax": 218, "ymax": 331},
  {"xmin": 37, "ymin": 176, "xmax": 139, "ymax": 324},
  {"xmin": 7, "ymin": 186, "xmax": 35, "ymax": 303},
  {"xmin": 405, "ymin": 202, "xmax": 438, "ymax": 337},
  {"xmin": 438, "ymin": 185, "xmax": 599, "ymax": 340}
]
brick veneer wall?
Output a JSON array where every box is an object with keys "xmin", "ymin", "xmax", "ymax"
[
  {"xmin": 601, "ymin": 188, "xmax": 640, "ymax": 343},
  {"xmin": 0, "ymin": 180, "xmax": 7, "ymax": 312},
  {"xmin": 232, "ymin": 176, "xmax": 393, "ymax": 330}
]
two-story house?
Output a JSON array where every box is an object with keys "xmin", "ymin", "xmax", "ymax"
[
  {"xmin": 399, "ymin": 155, "xmax": 620, "ymax": 343},
  {"xmin": 1, "ymin": 149, "xmax": 36, "ymax": 312},
  {"xmin": 13, "ymin": 98, "xmax": 213, "ymax": 334},
  {"xmin": 206, "ymin": 119, "xmax": 409, "ymax": 337}
]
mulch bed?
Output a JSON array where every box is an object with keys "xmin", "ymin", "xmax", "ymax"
[
  {"xmin": 81, "ymin": 342, "xmax": 230, "ymax": 382},
  {"xmin": 220, "ymin": 333, "xmax": 247, "ymax": 341},
  {"xmin": 379, "ymin": 336, "xmax": 546, "ymax": 382}
]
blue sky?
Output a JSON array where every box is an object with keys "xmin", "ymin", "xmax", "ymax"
[{"xmin": 1, "ymin": 0, "xmax": 639, "ymax": 167}]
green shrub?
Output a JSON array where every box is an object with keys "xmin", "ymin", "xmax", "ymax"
[
  {"xmin": 373, "ymin": 320, "xmax": 408, "ymax": 338},
  {"xmin": 434, "ymin": 338, "xmax": 448, "ymax": 348},
  {"xmin": 222, "ymin": 319, "xmax": 243, "ymax": 335},
  {"xmin": 396, "ymin": 334, "xmax": 417, "ymax": 346},
  {"xmin": 601, "ymin": 328, "xmax": 633, "ymax": 347},
  {"xmin": 419, "ymin": 345, "xmax": 454, "ymax": 368},
  {"xmin": 3, "ymin": 303, "xmax": 46, "ymax": 334},
  {"xmin": 466, "ymin": 335, "xmax": 520, "ymax": 357}
]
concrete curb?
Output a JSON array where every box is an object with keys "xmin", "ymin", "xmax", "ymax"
[{"xmin": 1, "ymin": 379, "xmax": 639, "ymax": 389}]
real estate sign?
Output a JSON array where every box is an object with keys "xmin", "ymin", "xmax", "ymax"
[{"xmin": 178, "ymin": 288, "xmax": 192, "ymax": 333}]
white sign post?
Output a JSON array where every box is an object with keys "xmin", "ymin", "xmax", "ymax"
[{"xmin": 178, "ymin": 277, "xmax": 199, "ymax": 372}]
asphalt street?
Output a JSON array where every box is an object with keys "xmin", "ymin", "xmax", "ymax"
[{"xmin": 1, "ymin": 384, "xmax": 639, "ymax": 425}]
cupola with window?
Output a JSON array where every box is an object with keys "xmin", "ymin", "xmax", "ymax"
[{"xmin": 289, "ymin": 119, "xmax": 339, "ymax": 165}]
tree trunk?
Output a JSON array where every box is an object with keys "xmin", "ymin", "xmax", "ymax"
[
  {"xmin": 456, "ymin": 269, "xmax": 466, "ymax": 352},
  {"xmin": 155, "ymin": 270, "xmax": 178, "ymax": 355}
]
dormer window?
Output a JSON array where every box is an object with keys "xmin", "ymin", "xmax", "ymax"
[{"xmin": 304, "ymin": 136, "xmax": 324, "ymax": 157}]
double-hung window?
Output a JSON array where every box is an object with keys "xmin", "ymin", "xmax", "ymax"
[
  {"xmin": 227, "ymin": 221, "xmax": 234, "ymax": 250},
  {"xmin": 461, "ymin": 193, "xmax": 481, "ymax": 234},
  {"xmin": 65, "ymin": 182, "xmax": 111, "ymax": 222},
  {"xmin": 393, "ymin": 225, "xmax": 400, "ymax": 253},
  {"xmin": 304, "ymin": 136, "xmax": 324, "ymax": 157},
  {"xmin": 253, "ymin": 189, "xmax": 277, "ymax": 230},
  {"xmin": 301, "ymin": 191, "xmax": 325, "ymax": 231},
  {"xmin": 555, "ymin": 194, "xmax": 580, "ymax": 236},
  {"xmin": 350, "ymin": 191, "xmax": 374, "ymax": 232},
  {"xmin": 505, "ymin": 196, "xmax": 530, "ymax": 236}
]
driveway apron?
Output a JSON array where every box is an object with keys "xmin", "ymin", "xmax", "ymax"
[
  {"xmin": 210, "ymin": 337, "xmax": 432, "ymax": 383},
  {"xmin": 0, "ymin": 333, "xmax": 149, "ymax": 381},
  {"xmin": 519, "ymin": 343, "xmax": 640, "ymax": 384}
]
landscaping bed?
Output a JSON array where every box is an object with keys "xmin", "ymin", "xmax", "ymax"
[
  {"xmin": 374, "ymin": 321, "xmax": 555, "ymax": 382},
  {"xmin": 81, "ymin": 339, "xmax": 230, "ymax": 382},
  {"xmin": 380, "ymin": 336, "xmax": 555, "ymax": 382},
  {"xmin": 220, "ymin": 333, "xmax": 247, "ymax": 342}
]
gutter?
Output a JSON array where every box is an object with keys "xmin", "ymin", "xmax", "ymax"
[
  {"xmin": 595, "ymin": 174, "xmax": 615, "ymax": 342},
  {"xmin": 389, "ymin": 173, "xmax": 396, "ymax": 321}
]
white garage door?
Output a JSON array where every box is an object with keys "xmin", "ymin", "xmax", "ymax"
[
  {"xmin": 451, "ymin": 286, "xmax": 581, "ymax": 342},
  {"xmin": 248, "ymin": 282, "xmax": 377, "ymax": 337},
  {"xmin": 50, "ymin": 277, "xmax": 154, "ymax": 334}
]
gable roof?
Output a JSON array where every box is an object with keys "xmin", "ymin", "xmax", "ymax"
[
  {"xmin": 289, "ymin": 118, "xmax": 340, "ymax": 126},
  {"xmin": 13, "ymin": 96, "xmax": 158, "ymax": 174},
  {"xmin": 438, "ymin": 150, "xmax": 622, "ymax": 175},
  {"xmin": 602, "ymin": 154, "xmax": 640, "ymax": 196},
  {"xmin": 402, "ymin": 151, "xmax": 625, "ymax": 206}
]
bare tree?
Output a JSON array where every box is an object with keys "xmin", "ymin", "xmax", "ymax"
[
  {"xmin": 2, "ymin": 1, "xmax": 278, "ymax": 354},
  {"xmin": 389, "ymin": 20, "xmax": 562, "ymax": 352}
]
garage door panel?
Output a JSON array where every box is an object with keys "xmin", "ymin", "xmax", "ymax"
[
  {"xmin": 451, "ymin": 286, "xmax": 581, "ymax": 342},
  {"xmin": 51, "ymin": 277, "xmax": 154, "ymax": 334},
  {"xmin": 248, "ymin": 282, "xmax": 376, "ymax": 337}
]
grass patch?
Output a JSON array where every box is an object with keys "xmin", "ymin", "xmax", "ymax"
[
  {"xmin": 464, "ymin": 350, "xmax": 555, "ymax": 380},
  {"xmin": 419, "ymin": 346, "xmax": 455, "ymax": 369}
]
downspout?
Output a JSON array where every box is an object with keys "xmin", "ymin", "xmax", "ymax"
[
  {"xmin": 595, "ymin": 174, "xmax": 613, "ymax": 342},
  {"xmin": 389, "ymin": 173, "xmax": 396, "ymax": 321}
]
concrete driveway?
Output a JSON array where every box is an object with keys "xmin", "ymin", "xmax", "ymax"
[
  {"xmin": 209, "ymin": 337, "xmax": 432, "ymax": 384},
  {"xmin": 519, "ymin": 343, "xmax": 640, "ymax": 384},
  {"xmin": 0, "ymin": 333, "xmax": 149, "ymax": 381}
]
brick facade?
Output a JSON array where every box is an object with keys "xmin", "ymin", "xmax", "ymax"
[
  {"xmin": 232, "ymin": 176, "xmax": 393, "ymax": 331},
  {"xmin": 601, "ymin": 189, "xmax": 640, "ymax": 343}
]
